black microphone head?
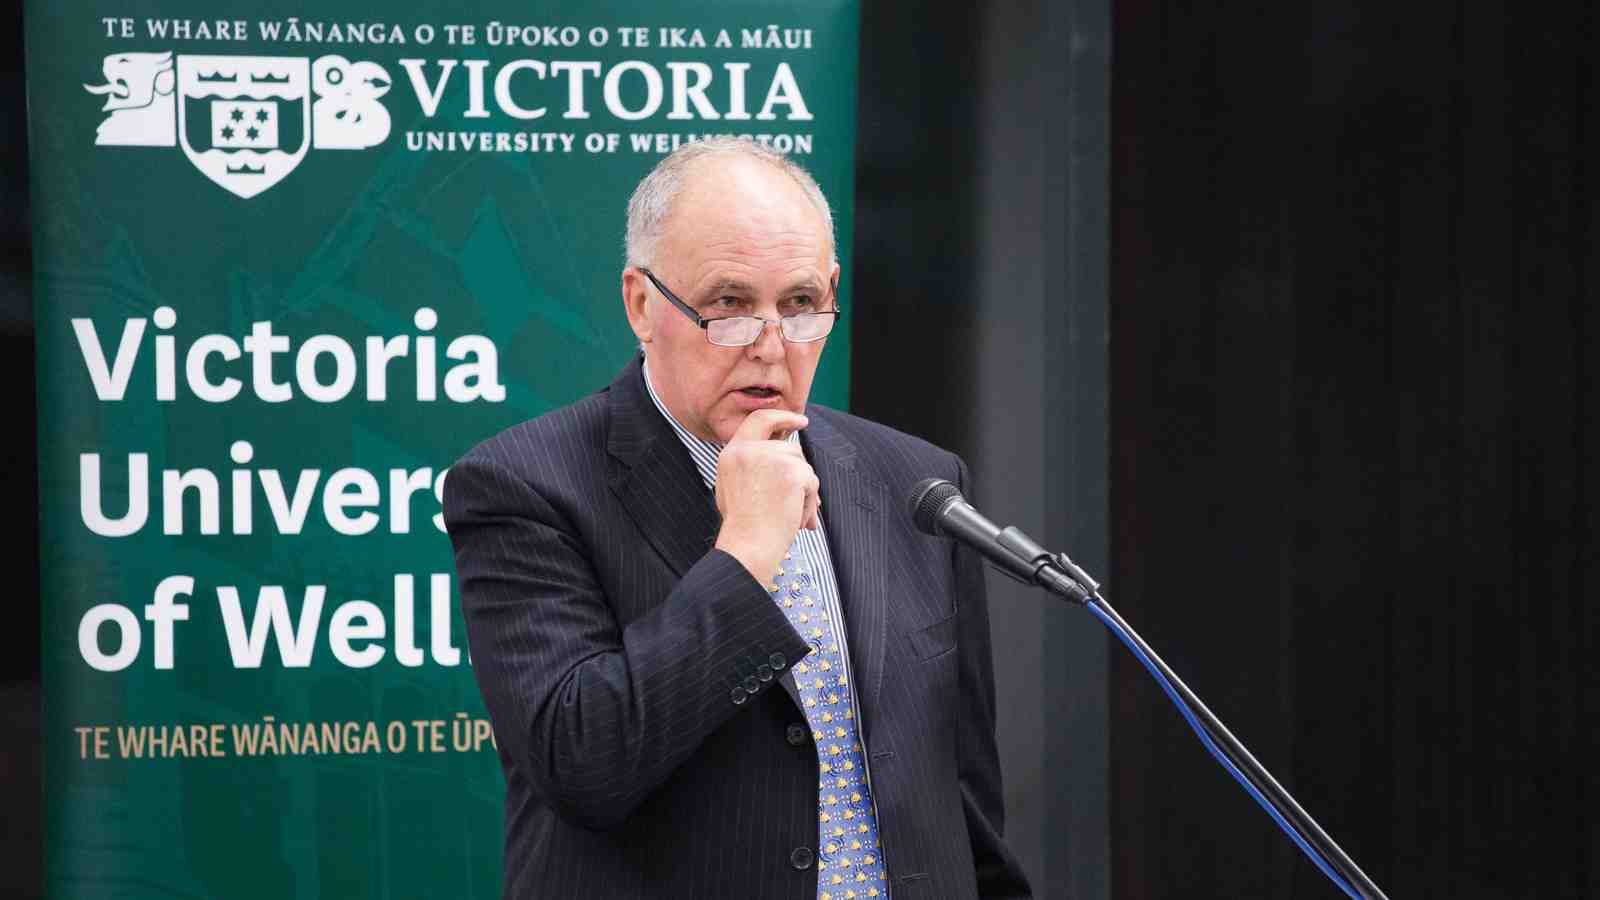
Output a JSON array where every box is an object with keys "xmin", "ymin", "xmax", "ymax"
[{"xmin": 908, "ymin": 478, "xmax": 964, "ymax": 537}]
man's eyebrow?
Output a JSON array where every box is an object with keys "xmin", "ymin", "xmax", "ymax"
[
  {"xmin": 781, "ymin": 276, "xmax": 827, "ymax": 295},
  {"xmin": 697, "ymin": 278, "xmax": 757, "ymax": 296},
  {"xmin": 692, "ymin": 276, "xmax": 827, "ymax": 298}
]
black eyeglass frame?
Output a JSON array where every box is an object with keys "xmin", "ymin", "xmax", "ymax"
[{"xmin": 637, "ymin": 266, "xmax": 843, "ymax": 346}]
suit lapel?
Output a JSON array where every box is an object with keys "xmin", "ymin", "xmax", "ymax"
[
  {"xmin": 605, "ymin": 356, "xmax": 806, "ymax": 709},
  {"xmin": 605, "ymin": 356, "xmax": 722, "ymax": 578},
  {"xmin": 802, "ymin": 412, "xmax": 891, "ymax": 747}
]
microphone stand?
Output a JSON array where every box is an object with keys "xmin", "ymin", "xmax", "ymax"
[{"xmin": 995, "ymin": 542, "xmax": 1390, "ymax": 900}]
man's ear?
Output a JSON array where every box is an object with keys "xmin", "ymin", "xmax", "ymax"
[{"xmin": 621, "ymin": 268, "xmax": 653, "ymax": 344}]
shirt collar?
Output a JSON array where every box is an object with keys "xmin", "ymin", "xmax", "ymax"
[{"xmin": 642, "ymin": 357, "xmax": 721, "ymax": 490}]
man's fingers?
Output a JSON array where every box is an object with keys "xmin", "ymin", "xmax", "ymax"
[
  {"xmin": 801, "ymin": 476, "xmax": 821, "ymax": 530},
  {"xmin": 729, "ymin": 408, "xmax": 809, "ymax": 443}
]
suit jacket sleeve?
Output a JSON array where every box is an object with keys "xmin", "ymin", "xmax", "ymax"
[
  {"xmin": 953, "ymin": 454, "xmax": 1037, "ymax": 898},
  {"xmin": 444, "ymin": 455, "xmax": 813, "ymax": 831}
]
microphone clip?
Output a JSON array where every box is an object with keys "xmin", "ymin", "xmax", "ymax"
[{"xmin": 992, "ymin": 527, "xmax": 1096, "ymax": 604}]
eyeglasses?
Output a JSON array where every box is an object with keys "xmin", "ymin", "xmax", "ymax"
[{"xmin": 638, "ymin": 266, "xmax": 842, "ymax": 347}]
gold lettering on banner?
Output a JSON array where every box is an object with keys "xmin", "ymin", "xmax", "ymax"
[{"xmin": 72, "ymin": 715, "xmax": 498, "ymax": 760}]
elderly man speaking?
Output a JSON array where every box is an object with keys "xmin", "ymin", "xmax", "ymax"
[{"xmin": 444, "ymin": 138, "xmax": 1034, "ymax": 900}]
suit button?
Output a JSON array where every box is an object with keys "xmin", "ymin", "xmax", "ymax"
[
  {"xmin": 790, "ymin": 846, "xmax": 814, "ymax": 869},
  {"xmin": 786, "ymin": 723, "xmax": 809, "ymax": 746},
  {"xmin": 743, "ymin": 675, "xmax": 760, "ymax": 692},
  {"xmin": 756, "ymin": 664, "xmax": 774, "ymax": 682},
  {"xmin": 769, "ymin": 652, "xmax": 787, "ymax": 669},
  {"xmin": 731, "ymin": 687, "xmax": 748, "ymax": 705}
]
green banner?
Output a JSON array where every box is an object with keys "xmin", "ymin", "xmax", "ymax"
[{"xmin": 27, "ymin": 2, "xmax": 857, "ymax": 896}]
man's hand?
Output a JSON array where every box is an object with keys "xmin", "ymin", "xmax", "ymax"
[{"xmin": 713, "ymin": 410, "xmax": 821, "ymax": 584}]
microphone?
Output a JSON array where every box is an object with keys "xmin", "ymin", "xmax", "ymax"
[{"xmin": 906, "ymin": 478, "xmax": 1093, "ymax": 603}]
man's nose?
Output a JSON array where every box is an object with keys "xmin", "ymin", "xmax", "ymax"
[{"xmin": 744, "ymin": 317, "xmax": 788, "ymax": 362}]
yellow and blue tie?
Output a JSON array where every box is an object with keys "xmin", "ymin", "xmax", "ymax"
[{"xmin": 770, "ymin": 545, "xmax": 888, "ymax": 900}]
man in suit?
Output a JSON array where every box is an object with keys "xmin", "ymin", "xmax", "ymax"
[{"xmin": 444, "ymin": 137, "xmax": 1034, "ymax": 899}]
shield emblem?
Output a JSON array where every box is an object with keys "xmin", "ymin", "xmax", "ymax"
[{"xmin": 177, "ymin": 55, "xmax": 310, "ymax": 199}]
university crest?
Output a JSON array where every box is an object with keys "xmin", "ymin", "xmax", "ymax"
[
  {"xmin": 177, "ymin": 55, "xmax": 309, "ymax": 199},
  {"xmin": 85, "ymin": 51, "xmax": 392, "ymax": 199}
]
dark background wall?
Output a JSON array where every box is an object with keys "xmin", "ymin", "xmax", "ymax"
[
  {"xmin": 7, "ymin": 1, "xmax": 1595, "ymax": 898},
  {"xmin": 1108, "ymin": 1, "xmax": 1596, "ymax": 898},
  {"xmin": 1, "ymin": 2, "xmax": 42, "ymax": 893}
]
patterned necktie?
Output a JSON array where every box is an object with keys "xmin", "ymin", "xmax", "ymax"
[{"xmin": 769, "ymin": 544, "xmax": 889, "ymax": 900}]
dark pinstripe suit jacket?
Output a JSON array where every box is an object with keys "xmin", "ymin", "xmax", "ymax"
[{"xmin": 443, "ymin": 356, "xmax": 1035, "ymax": 899}]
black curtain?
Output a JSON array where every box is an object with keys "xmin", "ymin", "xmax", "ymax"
[{"xmin": 1110, "ymin": 1, "xmax": 1597, "ymax": 898}]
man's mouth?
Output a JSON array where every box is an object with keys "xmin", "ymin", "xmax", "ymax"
[{"xmin": 737, "ymin": 386, "xmax": 781, "ymax": 399}]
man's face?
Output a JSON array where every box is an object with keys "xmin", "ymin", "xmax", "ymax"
[{"xmin": 622, "ymin": 157, "xmax": 839, "ymax": 445}]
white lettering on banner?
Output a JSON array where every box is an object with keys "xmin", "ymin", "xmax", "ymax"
[
  {"xmin": 71, "ymin": 316, "xmax": 145, "ymax": 401},
  {"xmin": 76, "ymin": 575, "xmax": 463, "ymax": 671},
  {"xmin": 399, "ymin": 129, "xmax": 813, "ymax": 155},
  {"xmin": 79, "ymin": 449, "xmax": 449, "ymax": 538},
  {"xmin": 667, "ymin": 62, "xmax": 717, "ymax": 119},
  {"xmin": 71, "ymin": 308, "xmax": 504, "ymax": 404},
  {"xmin": 78, "ymin": 604, "xmax": 142, "ymax": 671},
  {"xmin": 72, "ymin": 574, "xmax": 466, "ymax": 673},
  {"xmin": 396, "ymin": 58, "xmax": 810, "ymax": 122},
  {"xmin": 250, "ymin": 19, "xmax": 408, "ymax": 45},
  {"xmin": 626, "ymin": 132, "xmax": 812, "ymax": 154},
  {"xmin": 329, "ymin": 600, "xmax": 387, "ymax": 668},
  {"xmin": 217, "ymin": 584, "xmax": 325, "ymax": 667},
  {"xmin": 403, "ymin": 130, "xmax": 578, "ymax": 152},
  {"xmin": 603, "ymin": 60, "xmax": 663, "ymax": 120},
  {"xmin": 143, "ymin": 19, "xmax": 249, "ymax": 41},
  {"xmin": 78, "ymin": 576, "xmax": 192, "ymax": 672}
]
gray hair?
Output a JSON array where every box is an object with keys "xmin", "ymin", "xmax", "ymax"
[{"xmin": 624, "ymin": 137, "xmax": 836, "ymax": 270}]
